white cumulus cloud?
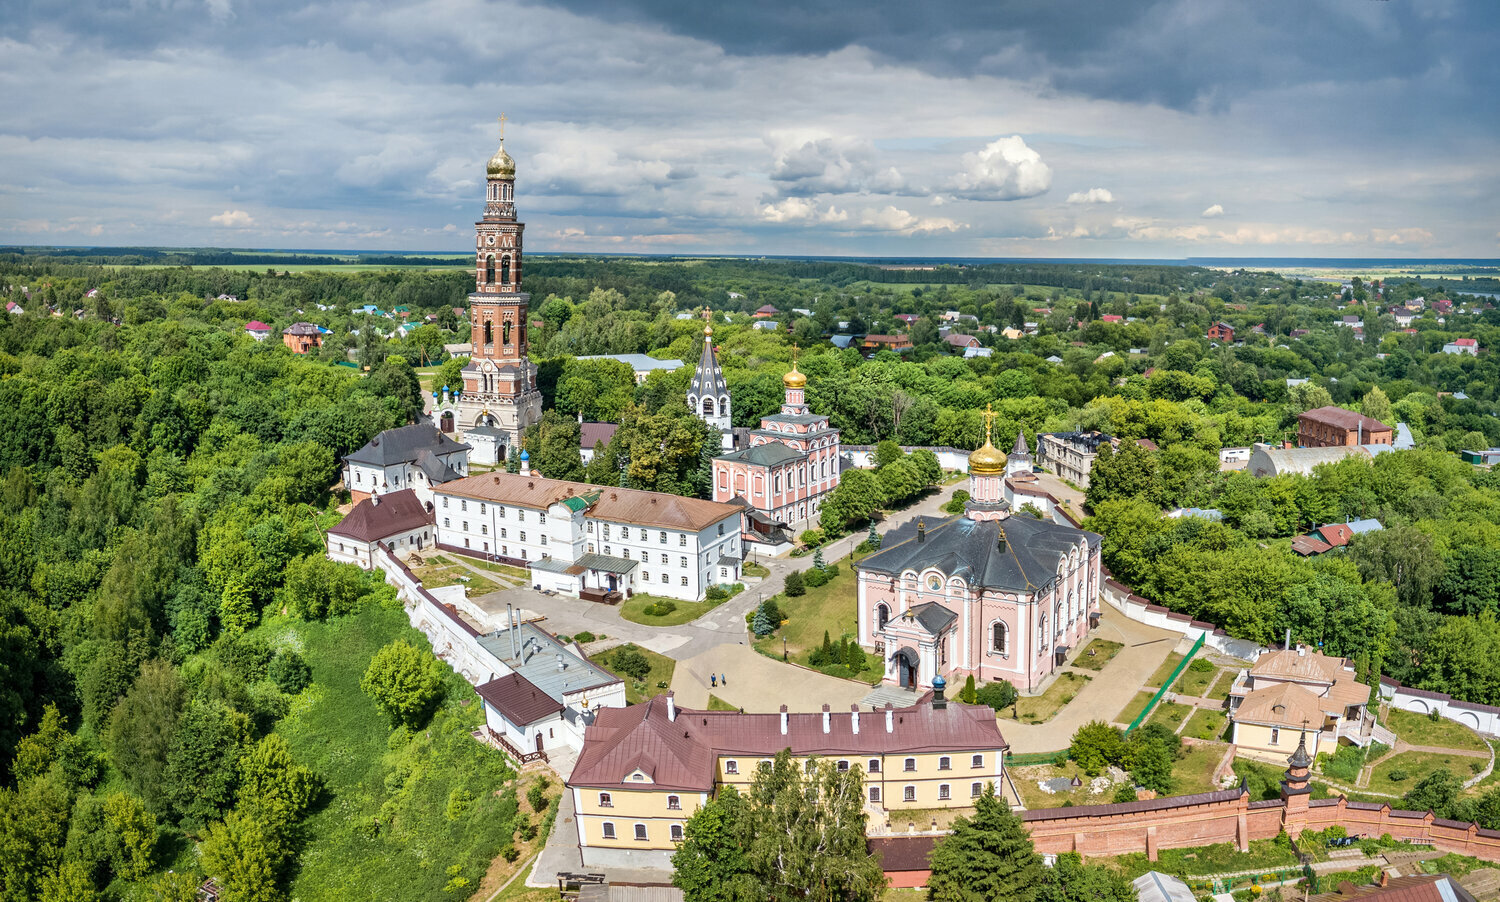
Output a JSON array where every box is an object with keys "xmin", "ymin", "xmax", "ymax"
[
  {"xmin": 1202, "ymin": 204, "xmax": 1225, "ymax": 218},
  {"xmin": 759, "ymin": 197, "xmax": 849, "ymax": 224},
  {"xmin": 210, "ymin": 209, "xmax": 254, "ymax": 227},
  {"xmin": 1066, "ymin": 187, "xmax": 1114, "ymax": 204},
  {"xmin": 858, "ymin": 206, "xmax": 964, "ymax": 234},
  {"xmin": 947, "ymin": 136, "xmax": 1051, "ymax": 201}
]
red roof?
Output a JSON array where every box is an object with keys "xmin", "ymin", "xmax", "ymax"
[
  {"xmin": 1315, "ymin": 523, "xmax": 1353, "ymax": 548},
  {"xmin": 754, "ymin": 305, "xmax": 779, "ymax": 314},
  {"xmin": 476, "ymin": 672, "xmax": 564, "ymax": 726},
  {"xmin": 1451, "ymin": 338, "xmax": 1478, "ymax": 347},
  {"xmin": 1100, "ymin": 314, "xmax": 1124, "ymax": 323},
  {"xmin": 1299, "ymin": 406, "xmax": 1392, "ymax": 435},
  {"xmin": 328, "ymin": 489, "xmax": 431, "ymax": 542},
  {"xmin": 244, "ymin": 320, "xmax": 272, "ymax": 331},
  {"xmin": 569, "ymin": 695, "xmax": 1006, "ymax": 791}
]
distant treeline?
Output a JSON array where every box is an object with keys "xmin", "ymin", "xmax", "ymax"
[{"xmin": 0, "ymin": 247, "xmax": 469, "ymax": 268}]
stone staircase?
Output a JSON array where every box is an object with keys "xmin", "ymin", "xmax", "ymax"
[{"xmin": 860, "ymin": 685, "xmax": 919, "ymax": 709}]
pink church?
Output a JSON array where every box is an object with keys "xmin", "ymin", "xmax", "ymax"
[{"xmin": 855, "ymin": 411, "xmax": 1102, "ymax": 693}]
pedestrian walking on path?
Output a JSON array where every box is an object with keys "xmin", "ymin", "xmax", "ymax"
[
  {"xmin": 711, "ymin": 673, "xmax": 717, "ymax": 688},
  {"xmin": 720, "ymin": 673, "xmax": 727, "ymax": 687}
]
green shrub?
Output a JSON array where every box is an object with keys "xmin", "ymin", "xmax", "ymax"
[
  {"xmin": 784, "ymin": 570, "xmax": 806, "ymax": 596},
  {"xmin": 573, "ymin": 631, "xmax": 596, "ymax": 643},
  {"xmin": 941, "ymin": 490, "xmax": 971, "ymax": 515},
  {"xmin": 804, "ymin": 567, "xmax": 829, "ymax": 589},
  {"xmin": 800, "ymin": 528, "xmax": 826, "ymax": 547},
  {"xmin": 1188, "ymin": 657, "xmax": 1215, "ymax": 673},
  {"xmin": 610, "ymin": 646, "xmax": 651, "ymax": 680},
  {"xmin": 823, "ymin": 563, "xmax": 840, "ymax": 578},
  {"xmin": 705, "ymin": 585, "xmax": 728, "ymax": 601},
  {"xmin": 269, "ymin": 649, "xmax": 312, "ymax": 694},
  {"xmin": 446, "ymin": 787, "xmax": 473, "ymax": 820},
  {"xmin": 526, "ymin": 779, "xmax": 549, "ymax": 813},
  {"xmin": 643, "ymin": 600, "xmax": 677, "ymax": 616},
  {"xmin": 975, "ymin": 681, "xmax": 1019, "ymax": 712},
  {"xmin": 1388, "ymin": 768, "xmax": 1409, "ymax": 782}
]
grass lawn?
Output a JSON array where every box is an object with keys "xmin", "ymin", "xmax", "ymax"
[
  {"xmin": 267, "ymin": 603, "xmax": 525, "ymax": 902},
  {"xmin": 1117, "ymin": 691, "xmax": 1155, "ymax": 726},
  {"xmin": 593, "ymin": 643, "xmax": 676, "ymax": 704},
  {"xmin": 1369, "ymin": 750, "xmax": 1485, "ymax": 796},
  {"xmin": 750, "ymin": 555, "xmax": 883, "ymax": 685},
  {"xmin": 452, "ymin": 555, "xmax": 531, "ymax": 582},
  {"xmin": 1148, "ymin": 652, "xmax": 1186, "ymax": 689},
  {"xmin": 707, "ymin": 694, "xmax": 737, "ymax": 711},
  {"xmin": 1183, "ymin": 708, "xmax": 1229, "ymax": 742},
  {"xmin": 409, "ymin": 554, "xmax": 502, "ymax": 593},
  {"xmin": 883, "ymin": 889, "xmax": 928, "ymax": 902},
  {"xmin": 1147, "ymin": 701, "xmax": 1193, "ymax": 731},
  {"xmin": 1072, "ymin": 638, "xmax": 1124, "ymax": 671},
  {"xmin": 1207, "ymin": 671, "xmax": 1236, "ymax": 701},
  {"xmin": 1012, "ymin": 760, "xmax": 1123, "ymax": 810},
  {"xmin": 743, "ymin": 561, "xmax": 770, "ymax": 578},
  {"xmin": 1385, "ymin": 708, "xmax": 1489, "ymax": 754},
  {"xmin": 1174, "ymin": 662, "xmax": 1220, "ymax": 697},
  {"xmin": 1171, "ymin": 743, "xmax": 1228, "ymax": 794},
  {"xmin": 619, "ymin": 593, "xmax": 725, "ymax": 627},
  {"xmin": 1014, "ymin": 672, "xmax": 1092, "ymax": 724},
  {"xmin": 1111, "ymin": 838, "xmax": 1300, "ymax": 880}
]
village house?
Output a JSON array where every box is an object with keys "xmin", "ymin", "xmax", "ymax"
[
  {"xmin": 1289, "ymin": 518, "xmax": 1383, "ymax": 556},
  {"xmin": 1036, "ymin": 430, "xmax": 1119, "ymax": 489},
  {"xmin": 1207, "ymin": 322, "xmax": 1235, "ymax": 342},
  {"xmin": 244, "ymin": 320, "xmax": 272, "ymax": 341},
  {"xmin": 1444, "ymin": 338, "xmax": 1479, "ymax": 356},
  {"xmin": 326, "ymin": 489, "xmax": 434, "ymax": 568},
  {"xmin": 566, "ymin": 688, "xmax": 1008, "ymax": 868},
  {"xmin": 862, "ymin": 334, "xmax": 914, "ymax": 353},
  {"xmin": 281, "ymin": 322, "xmax": 323, "ymax": 354}
]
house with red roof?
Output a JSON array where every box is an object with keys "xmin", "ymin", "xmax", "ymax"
[
  {"xmin": 244, "ymin": 320, "xmax": 272, "ymax": 341},
  {"xmin": 1443, "ymin": 338, "xmax": 1479, "ymax": 356},
  {"xmin": 1100, "ymin": 314, "xmax": 1125, "ymax": 323},
  {"xmin": 752, "ymin": 304, "xmax": 780, "ymax": 319}
]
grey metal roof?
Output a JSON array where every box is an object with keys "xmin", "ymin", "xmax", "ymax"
[
  {"xmin": 345, "ymin": 424, "xmax": 470, "ymax": 467},
  {"xmin": 477, "ymin": 622, "xmax": 619, "ymax": 702},
  {"xmin": 575, "ymin": 552, "xmax": 638, "ymax": 575},
  {"xmin": 857, "ymin": 513, "xmax": 1099, "ymax": 593},
  {"xmin": 718, "ymin": 443, "xmax": 806, "ymax": 467},
  {"xmin": 911, "ymin": 602, "xmax": 958, "ymax": 635},
  {"xmin": 688, "ymin": 334, "xmax": 726, "ymax": 399},
  {"xmin": 414, "ymin": 449, "xmax": 462, "ymax": 484},
  {"xmin": 758, "ymin": 413, "xmax": 829, "ymax": 427},
  {"xmin": 576, "ymin": 354, "xmax": 684, "ymax": 373},
  {"xmin": 1133, "ymin": 872, "xmax": 1196, "ymax": 902}
]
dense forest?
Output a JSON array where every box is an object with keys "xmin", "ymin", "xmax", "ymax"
[{"xmin": 1, "ymin": 251, "xmax": 1498, "ymax": 898}]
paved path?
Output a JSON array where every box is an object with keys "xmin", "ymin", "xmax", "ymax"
[
  {"xmin": 669, "ymin": 644, "xmax": 872, "ymax": 713},
  {"xmin": 997, "ymin": 614, "xmax": 1183, "ymax": 754}
]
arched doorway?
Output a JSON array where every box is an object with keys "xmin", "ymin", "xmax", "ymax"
[
  {"xmin": 535, "ymin": 732, "xmax": 544, "ymax": 753},
  {"xmin": 439, "ymin": 411, "xmax": 455, "ymax": 433},
  {"xmin": 893, "ymin": 648, "xmax": 919, "ymax": 689}
]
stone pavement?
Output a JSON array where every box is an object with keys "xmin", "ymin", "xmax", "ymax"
[
  {"xmin": 669, "ymin": 643, "xmax": 872, "ymax": 713},
  {"xmin": 996, "ymin": 613, "xmax": 1184, "ymax": 754}
]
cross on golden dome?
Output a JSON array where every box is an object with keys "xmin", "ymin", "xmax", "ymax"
[{"xmin": 497, "ymin": 113, "xmax": 507, "ymax": 139}]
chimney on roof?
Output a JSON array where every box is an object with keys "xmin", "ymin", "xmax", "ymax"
[
  {"xmin": 822, "ymin": 704, "xmax": 831, "ymax": 734},
  {"xmin": 851, "ymin": 704, "xmax": 860, "ymax": 734},
  {"xmin": 779, "ymin": 704, "xmax": 788, "ymax": 735},
  {"xmin": 885, "ymin": 703, "xmax": 894, "ymax": 733},
  {"xmin": 667, "ymin": 693, "xmax": 677, "ymax": 722},
  {"xmin": 1285, "ymin": 627, "xmax": 1291, "ymax": 651},
  {"xmin": 1379, "ymin": 871, "xmax": 1390, "ymax": 888},
  {"xmin": 1298, "ymin": 645, "xmax": 1306, "ymax": 657},
  {"xmin": 370, "ymin": 495, "xmax": 379, "ymax": 506}
]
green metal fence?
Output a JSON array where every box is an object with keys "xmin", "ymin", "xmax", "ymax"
[{"xmin": 1126, "ymin": 633, "xmax": 1205, "ymax": 734}]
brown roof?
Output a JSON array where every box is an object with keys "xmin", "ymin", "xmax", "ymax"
[
  {"xmin": 580, "ymin": 422, "xmax": 619, "ymax": 451},
  {"xmin": 1252, "ymin": 649, "xmax": 1350, "ymax": 685},
  {"xmin": 568, "ymin": 695, "xmax": 1006, "ymax": 792},
  {"xmin": 1315, "ymin": 523, "xmax": 1354, "ymax": 547},
  {"xmin": 1299, "ymin": 406, "xmax": 1392, "ymax": 435},
  {"xmin": 475, "ymin": 672, "xmax": 564, "ymax": 726},
  {"xmin": 868, "ymin": 836, "xmax": 937, "ymax": 872},
  {"xmin": 1309, "ymin": 874, "xmax": 1476, "ymax": 902},
  {"xmin": 1235, "ymin": 681, "xmax": 1329, "ymax": 728},
  {"xmin": 327, "ymin": 489, "xmax": 431, "ymax": 542},
  {"xmin": 1291, "ymin": 535, "xmax": 1333, "ymax": 556},
  {"xmin": 437, "ymin": 473, "xmax": 739, "ymax": 532}
]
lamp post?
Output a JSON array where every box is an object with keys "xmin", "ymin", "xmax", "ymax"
[{"xmin": 783, "ymin": 635, "xmax": 788, "ymax": 662}]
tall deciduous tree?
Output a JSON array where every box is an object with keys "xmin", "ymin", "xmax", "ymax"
[
  {"xmin": 361, "ymin": 639, "xmax": 445, "ymax": 730},
  {"xmin": 106, "ymin": 660, "xmax": 186, "ymax": 810},
  {"xmin": 201, "ymin": 811, "xmax": 282, "ymax": 902},
  {"xmin": 927, "ymin": 784, "xmax": 1043, "ymax": 902}
]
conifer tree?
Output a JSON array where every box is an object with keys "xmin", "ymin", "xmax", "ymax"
[{"xmin": 928, "ymin": 784, "xmax": 1043, "ymax": 902}]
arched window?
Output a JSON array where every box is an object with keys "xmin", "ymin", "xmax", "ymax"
[
  {"xmin": 485, "ymin": 255, "xmax": 495, "ymax": 284},
  {"xmin": 991, "ymin": 621, "xmax": 1008, "ymax": 654},
  {"xmin": 483, "ymin": 321, "xmax": 493, "ymax": 346},
  {"xmin": 500, "ymin": 256, "xmax": 511, "ymax": 285},
  {"xmin": 502, "ymin": 319, "xmax": 512, "ymax": 345},
  {"xmin": 877, "ymin": 603, "xmax": 890, "ymax": 631},
  {"xmin": 702, "ymin": 398, "xmax": 715, "ymax": 416},
  {"xmin": 1038, "ymin": 613, "xmax": 1047, "ymax": 649}
]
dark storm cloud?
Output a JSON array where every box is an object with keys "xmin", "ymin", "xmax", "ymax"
[{"xmin": 540, "ymin": 0, "xmax": 1499, "ymax": 115}]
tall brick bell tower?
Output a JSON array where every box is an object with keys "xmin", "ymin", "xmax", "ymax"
[{"xmin": 448, "ymin": 116, "xmax": 543, "ymax": 461}]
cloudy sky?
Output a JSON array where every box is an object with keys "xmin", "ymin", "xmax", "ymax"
[{"xmin": 2, "ymin": 0, "xmax": 1497, "ymax": 257}]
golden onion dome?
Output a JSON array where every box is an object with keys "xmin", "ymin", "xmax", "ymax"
[
  {"xmin": 487, "ymin": 140, "xmax": 516, "ymax": 180},
  {"xmin": 783, "ymin": 363, "xmax": 807, "ymax": 389},
  {"xmin": 704, "ymin": 323, "xmax": 713, "ymax": 337},
  {"xmin": 968, "ymin": 437, "xmax": 1007, "ymax": 475}
]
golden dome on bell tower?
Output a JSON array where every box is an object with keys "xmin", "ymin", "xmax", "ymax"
[
  {"xmin": 487, "ymin": 114, "xmax": 516, "ymax": 180},
  {"xmin": 968, "ymin": 403, "xmax": 1006, "ymax": 475}
]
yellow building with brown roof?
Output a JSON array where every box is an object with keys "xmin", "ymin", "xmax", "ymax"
[{"xmin": 1228, "ymin": 646, "xmax": 1372, "ymax": 763}]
